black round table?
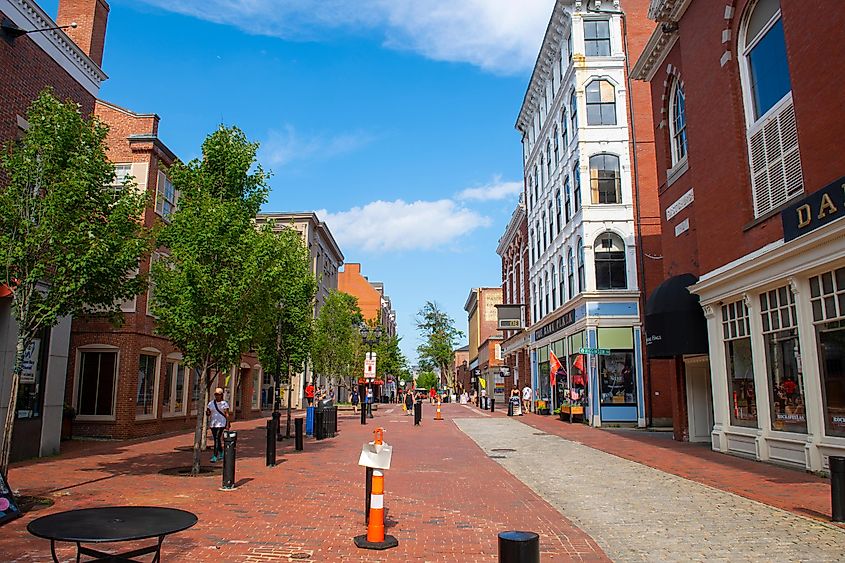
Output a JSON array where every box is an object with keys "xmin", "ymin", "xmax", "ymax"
[{"xmin": 28, "ymin": 506, "xmax": 197, "ymax": 562}]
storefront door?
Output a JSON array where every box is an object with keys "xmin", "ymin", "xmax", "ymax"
[{"xmin": 686, "ymin": 359, "xmax": 714, "ymax": 442}]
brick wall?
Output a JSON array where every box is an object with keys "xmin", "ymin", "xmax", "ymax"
[{"xmin": 337, "ymin": 263, "xmax": 382, "ymax": 323}]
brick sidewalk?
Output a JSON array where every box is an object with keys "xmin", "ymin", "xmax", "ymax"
[
  {"xmin": 3, "ymin": 404, "xmax": 607, "ymax": 562},
  {"xmin": 483, "ymin": 404, "xmax": 835, "ymax": 523}
]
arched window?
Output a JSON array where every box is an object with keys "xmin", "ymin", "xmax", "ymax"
[
  {"xmin": 558, "ymin": 257, "xmax": 566, "ymax": 303},
  {"xmin": 548, "ymin": 203, "xmax": 554, "ymax": 239},
  {"xmin": 561, "ymin": 110, "xmax": 568, "ymax": 147},
  {"xmin": 585, "ymin": 80, "xmax": 616, "ymax": 126},
  {"xmin": 542, "ymin": 213, "xmax": 547, "ymax": 250},
  {"xmin": 535, "ymin": 222, "xmax": 541, "ymax": 258},
  {"xmin": 573, "ymin": 163, "xmax": 581, "ymax": 211},
  {"xmin": 553, "ymin": 126, "xmax": 560, "ymax": 165},
  {"xmin": 555, "ymin": 189, "xmax": 562, "ymax": 232},
  {"xmin": 570, "ymin": 91, "xmax": 578, "ymax": 131},
  {"xmin": 669, "ymin": 80, "xmax": 688, "ymax": 164},
  {"xmin": 529, "ymin": 229, "xmax": 535, "ymax": 264},
  {"xmin": 551, "ymin": 267, "xmax": 558, "ymax": 310},
  {"xmin": 567, "ymin": 248, "xmax": 575, "ymax": 299},
  {"xmin": 742, "ymin": 0, "xmax": 791, "ymax": 122},
  {"xmin": 563, "ymin": 176, "xmax": 572, "ymax": 223},
  {"xmin": 590, "ymin": 154, "xmax": 621, "ymax": 204},
  {"xmin": 533, "ymin": 283, "xmax": 538, "ymax": 321},
  {"xmin": 546, "ymin": 142, "xmax": 552, "ymax": 176},
  {"xmin": 577, "ymin": 237, "xmax": 585, "ymax": 292},
  {"xmin": 533, "ymin": 166, "xmax": 539, "ymax": 200},
  {"xmin": 594, "ymin": 233, "xmax": 627, "ymax": 290},
  {"xmin": 544, "ymin": 273, "xmax": 550, "ymax": 314},
  {"xmin": 528, "ymin": 177, "xmax": 534, "ymax": 210}
]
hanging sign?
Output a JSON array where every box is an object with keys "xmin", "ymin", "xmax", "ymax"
[{"xmin": 364, "ymin": 352, "xmax": 377, "ymax": 379}]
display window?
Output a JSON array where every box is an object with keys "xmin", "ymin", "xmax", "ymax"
[
  {"xmin": 15, "ymin": 328, "xmax": 50, "ymax": 419},
  {"xmin": 809, "ymin": 268, "xmax": 845, "ymax": 438},
  {"xmin": 760, "ymin": 286, "xmax": 806, "ymax": 433},
  {"xmin": 599, "ymin": 351, "xmax": 636, "ymax": 405},
  {"xmin": 136, "ymin": 354, "xmax": 158, "ymax": 417},
  {"xmin": 722, "ymin": 299, "xmax": 758, "ymax": 428}
]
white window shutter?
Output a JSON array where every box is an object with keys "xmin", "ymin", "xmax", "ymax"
[{"xmin": 749, "ymin": 98, "xmax": 803, "ymax": 217}]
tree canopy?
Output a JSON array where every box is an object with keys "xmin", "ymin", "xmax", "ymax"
[
  {"xmin": 416, "ymin": 301, "xmax": 463, "ymax": 391},
  {"xmin": 312, "ymin": 290, "xmax": 363, "ymax": 390}
]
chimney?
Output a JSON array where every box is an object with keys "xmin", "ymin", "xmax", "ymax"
[{"xmin": 56, "ymin": 0, "xmax": 110, "ymax": 68}]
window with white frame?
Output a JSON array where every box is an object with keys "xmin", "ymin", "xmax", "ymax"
[
  {"xmin": 155, "ymin": 171, "xmax": 177, "ymax": 219},
  {"xmin": 594, "ymin": 233, "xmax": 627, "ymax": 290},
  {"xmin": 544, "ymin": 274, "xmax": 550, "ymax": 315},
  {"xmin": 741, "ymin": 0, "xmax": 802, "ymax": 217},
  {"xmin": 112, "ymin": 163, "xmax": 132, "ymax": 187},
  {"xmin": 561, "ymin": 110, "xmax": 568, "ymax": 147},
  {"xmin": 810, "ymin": 267, "xmax": 845, "ymax": 437},
  {"xmin": 546, "ymin": 141, "xmax": 552, "ymax": 176},
  {"xmin": 163, "ymin": 360, "xmax": 188, "ymax": 415},
  {"xmin": 548, "ymin": 203, "xmax": 554, "ymax": 238},
  {"xmin": 252, "ymin": 369, "xmax": 261, "ymax": 410},
  {"xmin": 533, "ymin": 283, "xmax": 538, "ymax": 321},
  {"xmin": 551, "ymin": 266, "xmax": 558, "ymax": 310},
  {"xmin": 558, "ymin": 258, "xmax": 565, "ymax": 303},
  {"xmin": 555, "ymin": 189, "xmax": 562, "ymax": 232},
  {"xmin": 585, "ymin": 80, "xmax": 616, "ymax": 126},
  {"xmin": 573, "ymin": 163, "xmax": 581, "ymax": 212},
  {"xmin": 539, "ymin": 280, "xmax": 545, "ymax": 318},
  {"xmin": 567, "ymin": 248, "xmax": 575, "ymax": 300},
  {"xmin": 570, "ymin": 91, "xmax": 578, "ymax": 131},
  {"xmin": 669, "ymin": 80, "xmax": 688, "ymax": 165},
  {"xmin": 136, "ymin": 353, "xmax": 158, "ymax": 418},
  {"xmin": 722, "ymin": 299, "xmax": 758, "ymax": 428},
  {"xmin": 577, "ymin": 238, "xmax": 585, "ymax": 293},
  {"xmin": 760, "ymin": 286, "xmax": 805, "ymax": 433},
  {"xmin": 542, "ymin": 213, "xmax": 547, "ymax": 250},
  {"xmin": 584, "ymin": 19, "xmax": 611, "ymax": 57},
  {"xmin": 553, "ymin": 126, "xmax": 560, "ymax": 165},
  {"xmin": 77, "ymin": 350, "xmax": 118, "ymax": 417},
  {"xmin": 590, "ymin": 154, "xmax": 622, "ymax": 204}
]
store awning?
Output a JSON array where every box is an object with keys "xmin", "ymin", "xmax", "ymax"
[
  {"xmin": 644, "ymin": 273, "xmax": 708, "ymax": 358},
  {"xmin": 0, "ymin": 284, "xmax": 12, "ymax": 298}
]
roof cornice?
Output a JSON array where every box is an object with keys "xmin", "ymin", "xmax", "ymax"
[
  {"xmin": 631, "ymin": 26, "xmax": 678, "ymax": 81},
  {"xmin": 648, "ymin": 0, "xmax": 693, "ymax": 22},
  {"xmin": 496, "ymin": 200, "xmax": 527, "ymax": 256}
]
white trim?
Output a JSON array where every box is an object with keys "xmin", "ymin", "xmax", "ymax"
[
  {"xmin": 135, "ymin": 350, "xmax": 161, "ymax": 420},
  {"xmin": 73, "ymin": 345, "xmax": 120, "ymax": 422}
]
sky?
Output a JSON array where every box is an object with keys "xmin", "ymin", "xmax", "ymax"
[{"xmin": 43, "ymin": 0, "xmax": 554, "ymax": 361}]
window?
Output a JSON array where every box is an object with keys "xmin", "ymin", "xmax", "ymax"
[
  {"xmin": 533, "ymin": 283, "xmax": 538, "ymax": 321},
  {"xmin": 555, "ymin": 189, "xmax": 562, "ymax": 232},
  {"xmin": 155, "ymin": 171, "xmax": 177, "ymax": 219},
  {"xmin": 548, "ymin": 203, "xmax": 554, "ymax": 239},
  {"xmin": 137, "ymin": 353, "xmax": 158, "ymax": 417},
  {"xmin": 544, "ymin": 274, "xmax": 550, "ymax": 314},
  {"xmin": 585, "ymin": 80, "xmax": 616, "ymax": 126},
  {"xmin": 535, "ymin": 221, "xmax": 541, "ymax": 258},
  {"xmin": 741, "ymin": 0, "xmax": 802, "ymax": 217},
  {"xmin": 558, "ymin": 258, "xmax": 565, "ymax": 303},
  {"xmin": 590, "ymin": 154, "xmax": 622, "ymax": 204},
  {"xmin": 600, "ymin": 352, "xmax": 636, "ymax": 405},
  {"xmin": 760, "ymin": 286, "xmax": 805, "ymax": 433},
  {"xmin": 722, "ymin": 300, "xmax": 757, "ymax": 428},
  {"xmin": 570, "ymin": 91, "xmax": 578, "ymax": 131},
  {"xmin": 810, "ymin": 268, "xmax": 845, "ymax": 437},
  {"xmin": 77, "ymin": 350, "xmax": 117, "ymax": 417},
  {"xmin": 112, "ymin": 164, "xmax": 132, "ymax": 187},
  {"xmin": 163, "ymin": 361, "xmax": 187, "ymax": 415},
  {"xmin": 561, "ymin": 111, "xmax": 568, "ymax": 147},
  {"xmin": 530, "ymin": 229, "xmax": 535, "ymax": 263},
  {"xmin": 573, "ymin": 164, "xmax": 582, "ymax": 211},
  {"xmin": 567, "ymin": 248, "xmax": 575, "ymax": 300},
  {"xmin": 577, "ymin": 238, "xmax": 585, "ymax": 293},
  {"xmin": 669, "ymin": 81, "xmax": 688, "ymax": 164},
  {"xmin": 252, "ymin": 369, "xmax": 261, "ymax": 410},
  {"xmin": 539, "ymin": 279, "xmax": 545, "ymax": 318},
  {"xmin": 553, "ymin": 126, "xmax": 560, "ymax": 165},
  {"xmin": 542, "ymin": 213, "xmax": 547, "ymax": 250},
  {"xmin": 15, "ymin": 329, "xmax": 50, "ymax": 420},
  {"xmin": 551, "ymin": 267, "xmax": 558, "ymax": 310},
  {"xmin": 533, "ymin": 166, "xmax": 539, "ymax": 199},
  {"xmin": 564, "ymin": 177, "xmax": 572, "ymax": 222},
  {"xmin": 546, "ymin": 142, "xmax": 552, "ymax": 176},
  {"xmin": 528, "ymin": 177, "xmax": 534, "ymax": 210},
  {"xmin": 584, "ymin": 19, "xmax": 611, "ymax": 57},
  {"xmin": 191, "ymin": 367, "xmax": 202, "ymax": 413},
  {"xmin": 594, "ymin": 233, "xmax": 627, "ymax": 290}
]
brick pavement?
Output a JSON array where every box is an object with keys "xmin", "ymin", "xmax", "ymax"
[
  {"xmin": 2, "ymin": 403, "xmax": 607, "ymax": 562},
  {"xmin": 481, "ymin": 406, "xmax": 835, "ymax": 523}
]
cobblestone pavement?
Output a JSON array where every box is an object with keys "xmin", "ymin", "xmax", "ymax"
[
  {"xmin": 2, "ymin": 404, "xmax": 606, "ymax": 562},
  {"xmin": 455, "ymin": 416, "xmax": 845, "ymax": 563}
]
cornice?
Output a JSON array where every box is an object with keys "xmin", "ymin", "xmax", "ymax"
[
  {"xmin": 648, "ymin": 0, "xmax": 692, "ymax": 22},
  {"xmin": 496, "ymin": 199, "xmax": 527, "ymax": 256},
  {"xmin": 2, "ymin": 0, "xmax": 107, "ymax": 95},
  {"xmin": 631, "ymin": 27, "xmax": 678, "ymax": 81}
]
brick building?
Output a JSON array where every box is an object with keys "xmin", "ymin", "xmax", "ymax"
[
  {"xmin": 633, "ymin": 0, "xmax": 845, "ymax": 470},
  {"xmin": 464, "ymin": 288, "xmax": 503, "ymax": 400},
  {"xmin": 66, "ymin": 100, "xmax": 262, "ymax": 440},
  {"xmin": 453, "ymin": 345, "xmax": 470, "ymax": 393},
  {"xmin": 515, "ymin": 0, "xmax": 673, "ymax": 427},
  {"xmin": 338, "ymin": 263, "xmax": 397, "ymax": 336},
  {"xmin": 0, "ymin": 0, "xmax": 109, "ymax": 461}
]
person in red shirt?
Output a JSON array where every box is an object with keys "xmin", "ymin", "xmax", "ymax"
[
  {"xmin": 305, "ymin": 382, "xmax": 315, "ymax": 406},
  {"xmin": 429, "ymin": 387, "xmax": 436, "ymax": 404}
]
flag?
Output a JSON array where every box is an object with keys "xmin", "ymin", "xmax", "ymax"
[
  {"xmin": 479, "ymin": 377, "xmax": 487, "ymax": 390},
  {"xmin": 573, "ymin": 354, "xmax": 585, "ymax": 374},
  {"xmin": 549, "ymin": 351, "xmax": 562, "ymax": 387}
]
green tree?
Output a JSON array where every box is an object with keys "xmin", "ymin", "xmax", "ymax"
[
  {"xmin": 416, "ymin": 301, "xmax": 463, "ymax": 392},
  {"xmin": 254, "ymin": 222, "xmax": 316, "ymax": 438},
  {"xmin": 151, "ymin": 125, "xmax": 268, "ymax": 475},
  {"xmin": 312, "ymin": 291, "xmax": 362, "ymax": 392},
  {"xmin": 375, "ymin": 334, "xmax": 407, "ymax": 381},
  {"xmin": 415, "ymin": 371, "xmax": 438, "ymax": 390},
  {"xmin": 0, "ymin": 90, "xmax": 151, "ymax": 475}
]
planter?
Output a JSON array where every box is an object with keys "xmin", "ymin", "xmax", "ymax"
[{"xmin": 537, "ymin": 408, "xmax": 550, "ymax": 416}]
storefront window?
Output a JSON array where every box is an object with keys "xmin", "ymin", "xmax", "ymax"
[
  {"xmin": 16, "ymin": 330, "xmax": 50, "ymax": 419},
  {"xmin": 163, "ymin": 361, "xmax": 186, "ymax": 415},
  {"xmin": 722, "ymin": 300, "xmax": 757, "ymax": 428},
  {"xmin": 818, "ymin": 322, "xmax": 845, "ymax": 438},
  {"xmin": 78, "ymin": 350, "xmax": 117, "ymax": 416},
  {"xmin": 137, "ymin": 354, "xmax": 157, "ymax": 417},
  {"xmin": 760, "ymin": 286, "xmax": 806, "ymax": 433},
  {"xmin": 599, "ymin": 352, "xmax": 636, "ymax": 405}
]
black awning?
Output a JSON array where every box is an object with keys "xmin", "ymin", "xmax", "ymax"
[{"xmin": 645, "ymin": 273, "xmax": 709, "ymax": 358}]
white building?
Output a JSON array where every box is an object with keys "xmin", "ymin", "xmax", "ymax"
[{"xmin": 517, "ymin": 0, "xmax": 655, "ymax": 427}]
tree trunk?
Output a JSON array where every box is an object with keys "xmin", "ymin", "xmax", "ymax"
[
  {"xmin": 285, "ymin": 362, "xmax": 292, "ymax": 439},
  {"xmin": 191, "ymin": 365, "xmax": 210, "ymax": 475},
  {"xmin": 0, "ymin": 334, "xmax": 27, "ymax": 478}
]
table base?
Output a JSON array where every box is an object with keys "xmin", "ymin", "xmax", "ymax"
[{"xmin": 50, "ymin": 536, "xmax": 165, "ymax": 563}]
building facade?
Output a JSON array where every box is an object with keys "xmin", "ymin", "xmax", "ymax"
[
  {"xmin": 0, "ymin": 0, "xmax": 109, "ymax": 461},
  {"xmin": 517, "ymin": 0, "xmax": 673, "ymax": 427},
  {"xmin": 464, "ymin": 288, "xmax": 503, "ymax": 399},
  {"xmin": 255, "ymin": 213, "xmax": 344, "ymax": 407},
  {"xmin": 337, "ymin": 263, "xmax": 397, "ymax": 336},
  {"xmin": 634, "ymin": 0, "xmax": 845, "ymax": 470}
]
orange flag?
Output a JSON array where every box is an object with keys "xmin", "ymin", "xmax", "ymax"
[{"xmin": 549, "ymin": 351, "xmax": 562, "ymax": 387}]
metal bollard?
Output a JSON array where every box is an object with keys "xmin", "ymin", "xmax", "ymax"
[
  {"xmin": 414, "ymin": 402, "xmax": 422, "ymax": 426},
  {"xmin": 498, "ymin": 531, "xmax": 539, "ymax": 563},
  {"xmin": 361, "ymin": 403, "xmax": 367, "ymax": 425},
  {"xmin": 221, "ymin": 431, "xmax": 237, "ymax": 490},
  {"xmin": 272, "ymin": 411, "xmax": 282, "ymax": 441},
  {"xmin": 265, "ymin": 420, "xmax": 276, "ymax": 467},
  {"xmin": 368, "ymin": 402, "xmax": 373, "ymax": 419},
  {"xmin": 832, "ymin": 456, "xmax": 845, "ymax": 522},
  {"xmin": 508, "ymin": 401, "xmax": 514, "ymax": 416},
  {"xmin": 295, "ymin": 417, "xmax": 304, "ymax": 451},
  {"xmin": 364, "ymin": 467, "xmax": 373, "ymax": 524},
  {"xmin": 491, "ymin": 398, "xmax": 495, "ymax": 413}
]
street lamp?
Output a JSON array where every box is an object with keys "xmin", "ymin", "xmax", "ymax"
[{"xmin": 359, "ymin": 323, "xmax": 383, "ymax": 421}]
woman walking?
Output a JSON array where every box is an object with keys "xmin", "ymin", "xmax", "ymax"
[{"xmin": 206, "ymin": 387, "xmax": 229, "ymax": 463}]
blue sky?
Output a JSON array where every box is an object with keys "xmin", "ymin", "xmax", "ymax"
[{"xmin": 43, "ymin": 0, "xmax": 553, "ymax": 361}]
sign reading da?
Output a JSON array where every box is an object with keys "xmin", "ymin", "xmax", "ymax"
[{"xmin": 782, "ymin": 176, "xmax": 845, "ymax": 242}]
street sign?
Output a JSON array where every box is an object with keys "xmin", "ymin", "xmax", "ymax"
[
  {"xmin": 364, "ymin": 352, "xmax": 377, "ymax": 378},
  {"xmin": 579, "ymin": 347, "xmax": 611, "ymax": 356}
]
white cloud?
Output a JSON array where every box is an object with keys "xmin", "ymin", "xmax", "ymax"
[
  {"xmin": 457, "ymin": 177, "xmax": 522, "ymax": 201},
  {"xmin": 319, "ymin": 199, "xmax": 491, "ymax": 252},
  {"xmin": 260, "ymin": 125, "xmax": 374, "ymax": 166},
  {"xmin": 135, "ymin": 0, "xmax": 554, "ymax": 74}
]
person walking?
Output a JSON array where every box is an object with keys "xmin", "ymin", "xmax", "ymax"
[
  {"xmin": 522, "ymin": 384, "xmax": 533, "ymax": 414},
  {"xmin": 207, "ymin": 387, "xmax": 229, "ymax": 463},
  {"xmin": 305, "ymin": 382, "xmax": 315, "ymax": 406},
  {"xmin": 404, "ymin": 389, "xmax": 413, "ymax": 415},
  {"xmin": 351, "ymin": 388, "xmax": 360, "ymax": 413}
]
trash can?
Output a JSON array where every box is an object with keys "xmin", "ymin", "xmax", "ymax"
[{"xmin": 306, "ymin": 406, "xmax": 315, "ymax": 436}]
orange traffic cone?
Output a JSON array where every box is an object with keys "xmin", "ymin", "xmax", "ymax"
[
  {"xmin": 434, "ymin": 401, "xmax": 443, "ymax": 421},
  {"xmin": 354, "ymin": 431, "xmax": 398, "ymax": 550}
]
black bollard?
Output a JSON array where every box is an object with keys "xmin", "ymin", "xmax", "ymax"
[
  {"xmin": 414, "ymin": 401, "xmax": 422, "ymax": 426},
  {"xmin": 272, "ymin": 411, "xmax": 282, "ymax": 441},
  {"xmin": 491, "ymin": 398, "xmax": 495, "ymax": 413},
  {"xmin": 295, "ymin": 417, "xmax": 304, "ymax": 451},
  {"xmin": 365, "ymin": 467, "xmax": 373, "ymax": 524},
  {"xmin": 265, "ymin": 420, "xmax": 276, "ymax": 467},
  {"xmin": 508, "ymin": 400, "xmax": 514, "ymax": 417},
  {"xmin": 367, "ymin": 402, "xmax": 373, "ymax": 419},
  {"xmin": 221, "ymin": 430, "xmax": 237, "ymax": 490},
  {"xmin": 498, "ymin": 531, "xmax": 539, "ymax": 563},
  {"xmin": 360, "ymin": 403, "xmax": 367, "ymax": 425},
  {"xmin": 832, "ymin": 456, "xmax": 845, "ymax": 522}
]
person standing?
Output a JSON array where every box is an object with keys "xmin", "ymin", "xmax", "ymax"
[
  {"xmin": 522, "ymin": 384, "xmax": 533, "ymax": 415},
  {"xmin": 305, "ymin": 382, "xmax": 315, "ymax": 406},
  {"xmin": 206, "ymin": 387, "xmax": 229, "ymax": 463},
  {"xmin": 404, "ymin": 389, "xmax": 414, "ymax": 415},
  {"xmin": 351, "ymin": 388, "xmax": 360, "ymax": 413}
]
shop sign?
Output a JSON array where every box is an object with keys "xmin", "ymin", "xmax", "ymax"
[
  {"xmin": 364, "ymin": 352, "xmax": 377, "ymax": 379},
  {"xmin": 20, "ymin": 339, "xmax": 39, "ymax": 385},
  {"xmin": 666, "ymin": 188, "xmax": 694, "ymax": 221},
  {"xmin": 534, "ymin": 309, "xmax": 576, "ymax": 341},
  {"xmin": 579, "ymin": 347, "xmax": 610, "ymax": 356},
  {"xmin": 782, "ymin": 176, "xmax": 845, "ymax": 242}
]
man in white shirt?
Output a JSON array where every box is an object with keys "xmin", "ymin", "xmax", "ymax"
[
  {"xmin": 206, "ymin": 387, "xmax": 229, "ymax": 463},
  {"xmin": 522, "ymin": 385, "xmax": 533, "ymax": 414}
]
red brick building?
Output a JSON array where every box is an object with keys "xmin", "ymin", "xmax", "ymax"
[
  {"xmin": 634, "ymin": 0, "xmax": 845, "ymax": 470},
  {"xmin": 66, "ymin": 101, "xmax": 262, "ymax": 440},
  {"xmin": 0, "ymin": 0, "xmax": 109, "ymax": 461}
]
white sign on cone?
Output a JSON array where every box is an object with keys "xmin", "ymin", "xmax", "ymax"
[{"xmin": 364, "ymin": 352, "xmax": 377, "ymax": 379}]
